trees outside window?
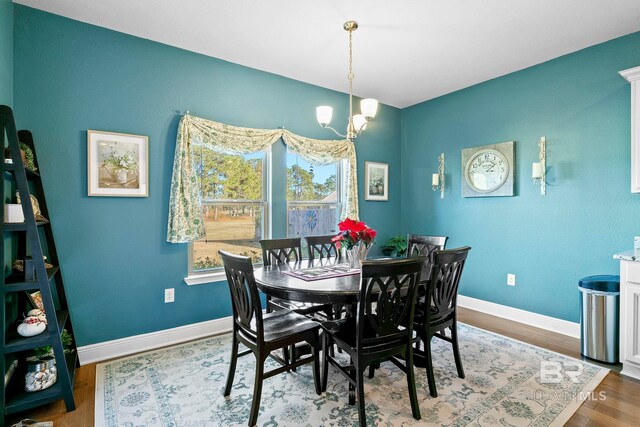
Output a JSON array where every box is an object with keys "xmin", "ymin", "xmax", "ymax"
[
  {"xmin": 189, "ymin": 146, "xmax": 343, "ymax": 274},
  {"xmin": 190, "ymin": 148, "xmax": 266, "ymax": 272}
]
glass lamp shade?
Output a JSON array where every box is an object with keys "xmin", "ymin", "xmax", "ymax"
[
  {"xmin": 360, "ymin": 98, "xmax": 378, "ymax": 120},
  {"xmin": 352, "ymin": 114, "xmax": 368, "ymax": 133},
  {"xmin": 532, "ymin": 162, "xmax": 543, "ymax": 179},
  {"xmin": 316, "ymin": 106, "xmax": 333, "ymax": 126}
]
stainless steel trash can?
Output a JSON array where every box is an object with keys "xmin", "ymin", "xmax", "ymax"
[{"xmin": 579, "ymin": 275, "xmax": 620, "ymax": 364}]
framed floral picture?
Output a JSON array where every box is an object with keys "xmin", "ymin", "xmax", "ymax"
[
  {"xmin": 26, "ymin": 290, "xmax": 44, "ymax": 311},
  {"xmin": 87, "ymin": 130, "xmax": 148, "ymax": 197},
  {"xmin": 364, "ymin": 161, "xmax": 389, "ymax": 201}
]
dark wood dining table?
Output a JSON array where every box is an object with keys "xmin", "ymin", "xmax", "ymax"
[
  {"xmin": 254, "ymin": 257, "xmax": 432, "ymax": 369},
  {"xmin": 253, "ymin": 258, "xmax": 362, "ymax": 306}
]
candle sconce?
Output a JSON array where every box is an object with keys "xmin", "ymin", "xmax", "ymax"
[
  {"xmin": 532, "ymin": 136, "xmax": 546, "ymax": 195},
  {"xmin": 432, "ymin": 152, "xmax": 445, "ymax": 199}
]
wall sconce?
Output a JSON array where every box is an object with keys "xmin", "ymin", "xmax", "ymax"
[
  {"xmin": 432, "ymin": 153, "xmax": 445, "ymax": 199},
  {"xmin": 532, "ymin": 136, "xmax": 546, "ymax": 195}
]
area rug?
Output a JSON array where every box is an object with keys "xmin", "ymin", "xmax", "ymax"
[{"xmin": 95, "ymin": 324, "xmax": 608, "ymax": 426}]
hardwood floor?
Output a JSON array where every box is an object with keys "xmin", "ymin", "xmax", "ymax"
[{"xmin": 7, "ymin": 307, "xmax": 640, "ymax": 426}]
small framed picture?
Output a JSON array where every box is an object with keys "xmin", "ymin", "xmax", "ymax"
[
  {"xmin": 364, "ymin": 161, "xmax": 389, "ymax": 201},
  {"xmin": 26, "ymin": 291, "xmax": 44, "ymax": 311},
  {"xmin": 87, "ymin": 130, "xmax": 148, "ymax": 197}
]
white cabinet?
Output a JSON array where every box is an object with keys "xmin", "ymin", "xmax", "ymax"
[
  {"xmin": 619, "ymin": 259, "xmax": 640, "ymax": 380},
  {"xmin": 620, "ymin": 66, "xmax": 640, "ymax": 193}
]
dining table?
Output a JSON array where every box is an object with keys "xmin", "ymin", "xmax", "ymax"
[
  {"xmin": 253, "ymin": 258, "xmax": 361, "ymax": 306},
  {"xmin": 253, "ymin": 257, "xmax": 432, "ymax": 368}
]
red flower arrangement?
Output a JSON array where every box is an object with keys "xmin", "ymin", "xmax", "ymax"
[{"xmin": 331, "ymin": 218, "xmax": 377, "ymax": 250}]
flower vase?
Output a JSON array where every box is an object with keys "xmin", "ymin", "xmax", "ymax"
[
  {"xmin": 346, "ymin": 243, "xmax": 370, "ymax": 269},
  {"xmin": 116, "ymin": 169, "xmax": 128, "ymax": 184}
]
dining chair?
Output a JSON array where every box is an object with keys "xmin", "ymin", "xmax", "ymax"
[
  {"xmin": 259, "ymin": 237, "xmax": 333, "ymax": 317},
  {"xmin": 259, "ymin": 238, "xmax": 333, "ymax": 368},
  {"xmin": 320, "ymin": 257, "xmax": 425, "ymax": 426},
  {"xmin": 305, "ymin": 234, "xmax": 341, "ymax": 262},
  {"xmin": 406, "ymin": 234, "xmax": 448, "ymax": 283},
  {"xmin": 413, "ymin": 246, "xmax": 471, "ymax": 398},
  {"xmin": 219, "ymin": 250, "xmax": 322, "ymax": 427}
]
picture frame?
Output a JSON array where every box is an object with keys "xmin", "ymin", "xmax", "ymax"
[
  {"xmin": 364, "ymin": 161, "xmax": 389, "ymax": 201},
  {"xmin": 87, "ymin": 130, "xmax": 148, "ymax": 197},
  {"xmin": 26, "ymin": 290, "xmax": 44, "ymax": 311}
]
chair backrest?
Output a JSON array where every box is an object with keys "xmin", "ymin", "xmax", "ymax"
[
  {"xmin": 422, "ymin": 246, "xmax": 471, "ymax": 324},
  {"xmin": 305, "ymin": 234, "xmax": 340, "ymax": 262},
  {"xmin": 259, "ymin": 238, "xmax": 302, "ymax": 266},
  {"xmin": 219, "ymin": 250, "xmax": 263, "ymax": 342},
  {"xmin": 406, "ymin": 234, "xmax": 448, "ymax": 281},
  {"xmin": 357, "ymin": 258, "xmax": 425, "ymax": 352}
]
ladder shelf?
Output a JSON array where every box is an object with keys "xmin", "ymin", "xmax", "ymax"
[{"xmin": 1, "ymin": 105, "xmax": 77, "ymax": 422}]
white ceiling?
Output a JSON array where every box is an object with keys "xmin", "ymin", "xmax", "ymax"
[{"xmin": 14, "ymin": 0, "xmax": 640, "ymax": 108}]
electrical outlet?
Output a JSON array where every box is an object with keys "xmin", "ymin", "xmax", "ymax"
[
  {"xmin": 507, "ymin": 274, "xmax": 516, "ymax": 286},
  {"xmin": 164, "ymin": 288, "xmax": 175, "ymax": 303}
]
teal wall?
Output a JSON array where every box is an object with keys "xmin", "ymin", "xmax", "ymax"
[
  {"xmin": 13, "ymin": 6, "xmax": 402, "ymax": 346},
  {"xmin": 0, "ymin": 0, "xmax": 12, "ymax": 105},
  {"xmin": 401, "ymin": 32, "xmax": 640, "ymax": 322}
]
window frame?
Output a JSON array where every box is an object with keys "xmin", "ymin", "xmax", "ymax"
[
  {"xmin": 286, "ymin": 158, "xmax": 345, "ymax": 245},
  {"xmin": 185, "ymin": 147, "xmax": 271, "ymax": 285}
]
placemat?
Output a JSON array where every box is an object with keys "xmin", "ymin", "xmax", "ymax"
[{"xmin": 282, "ymin": 264, "xmax": 359, "ymax": 281}]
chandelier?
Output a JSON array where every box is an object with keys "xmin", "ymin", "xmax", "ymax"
[{"xmin": 316, "ymin": 21, "xmax": 378, "ymax": 141}]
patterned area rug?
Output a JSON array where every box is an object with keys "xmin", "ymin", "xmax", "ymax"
[{"xmin": 95, "ymin": 324, "xmax": 608, "ymax": 426}]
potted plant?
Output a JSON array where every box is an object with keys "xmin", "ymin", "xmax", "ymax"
[{"xmin": 380, "ymin": 235, "xmax": 407, "ymax": 257}]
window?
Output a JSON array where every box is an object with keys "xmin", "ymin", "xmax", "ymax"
[
  {"xmin": 286, "ymin": 150, "xmax": 342, "ymax": 254},
  {"xmin": 188, "ymin": 147, "xmax": 269, "ymax": 278}
]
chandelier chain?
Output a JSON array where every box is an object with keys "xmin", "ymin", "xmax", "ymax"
[{"xmin": 347, "ymin": 29, "xmax": 354, "ymax": 82}]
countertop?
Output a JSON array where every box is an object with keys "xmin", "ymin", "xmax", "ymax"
[{"xmin": 614, "ymin": 250, "xmax": 640, "ymax": 261}]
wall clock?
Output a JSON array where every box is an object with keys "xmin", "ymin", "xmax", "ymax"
[{"xmin": 461, "ymin": 141, "xmax": 514, "ymax": 197}]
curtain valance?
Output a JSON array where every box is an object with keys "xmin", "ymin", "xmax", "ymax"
[{"xmin": 167, "ymin": 114, "xmax": 359, "ymax": 243}]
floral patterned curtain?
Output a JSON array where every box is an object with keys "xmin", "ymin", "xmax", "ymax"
[{"xmin": 167, "ymin": 113, "xmax": 358, "ymax": 243}]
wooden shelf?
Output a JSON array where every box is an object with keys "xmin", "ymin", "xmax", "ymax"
[
  {"xmin": 3, "ymin": 266, "xmax": 59, "ymax": 291},
  {"xmin": 3, "ymin": 162, "xmax": 40, "ymax": 178},
  {"xmin": 1, "ymin": 106, "xmax": 77, "ymax": 422},
  {"xmin": 4, "ymin": 350, "xmax": 77, "ymax": 415},
  {"xmin": 4, "ymin": 310, "xmax": 69, "ymax": 354},
  {"xmin": 3, "ymin": 219, "xmax": 50, "ymax": 231}
]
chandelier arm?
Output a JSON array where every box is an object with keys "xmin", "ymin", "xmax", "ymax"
[
  {"xmin": 354, "ymin": 122, "xmax": 367, "ymax": 136},
  {"xmin": 321, "ymin": 125, "xmax": 348, "ymax": 139}
]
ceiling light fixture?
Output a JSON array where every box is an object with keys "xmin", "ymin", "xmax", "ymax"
[{"xmin": 316, "ymin": 20, "xmax": 378, "ymax": 141}]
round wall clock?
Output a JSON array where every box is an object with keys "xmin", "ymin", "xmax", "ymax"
[{"xmin": 461, "ymin": 141, "xmax": 515, "ymax": 197}]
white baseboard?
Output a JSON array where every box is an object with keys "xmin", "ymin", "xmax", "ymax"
[
  {"xmin": 458, "ymin": 295, "xmax": 580, "ymax": 339},
  {"xmin": 79, "ymin": 297, "xmax": 578, "ymax": 365},
  {"xmin": 77, "ymin": 316, "xmax": 233, "ymax": 365},
  {"xmin": 621, "ymin": 364, "xmax": 640, "ymax": 381}
]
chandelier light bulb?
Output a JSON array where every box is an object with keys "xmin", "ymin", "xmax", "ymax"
[
  {"xmin": 352, "ymin": 114, "xmax": 368, "ymax": 133},
  {"xmin": 360, "ymin": 98, "xmax": 378, "ymax": 120},
  {"xmin": 316, "ymin": 106, "xmax": 333, "ymax": 127}
]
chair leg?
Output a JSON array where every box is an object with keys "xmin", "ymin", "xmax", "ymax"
[
  {"xmin": 451, "ymin": 322, "xmax": 465, "ymax": 379},
  {"xmin": 321, "ymin": 332, "xmax": 329, "ymax": 392},
  {"xmin": 248, "ymin": 355, "xmax": 265, "ymax": 427},
  {"xmin": 291, "ymin": 344, "xmax": 297, "ymax": 372},
  {"xmin": 223, "ymin": 334, "xmax": 239, "ymax": 397},
  {"xmin": 283, "ymin": 345, "xmax": 290, "ymax": 367},
  {"xmin": 424, "ymin": 336, "xmax": 438, "ymax": 398},
  {"xmin": 312, "ymin": 332, "xmax": 322, "ymax": 395},
  {"xmin": 367, "ymin": 362, "xmax": 380, "ymax": 379},
  {"xmin": 405, "ymin": 345, "xmax": 421, "ymax": 420},
  {"xmin": 356, "ymin": 366, "xmax": 367, "ymax": 427},
  {"xmin": 348, "ymin": 357, "xmax": 356, "ymax": 405}
]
